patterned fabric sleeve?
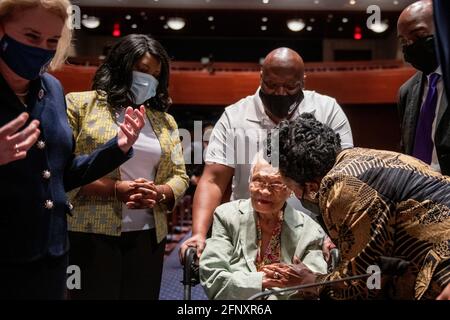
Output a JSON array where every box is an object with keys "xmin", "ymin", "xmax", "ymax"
[
  {"xmin": 317, "ymin": 173, "xmax": 395, "ymax": 300},
  {"xmin": 163, "ymin": 114, "xmax": 189, "ymax": 208}
]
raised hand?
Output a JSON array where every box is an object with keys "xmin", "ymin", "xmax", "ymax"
[
  {"xmin": 0, "ymin": 113, "xmax": 40, "ymax": 165},
  {"xmin": 117, "ymin": 105, "xmax": 146, "ymax": 154}
]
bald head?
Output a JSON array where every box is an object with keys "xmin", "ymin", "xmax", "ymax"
[
  {"xmin": 262, "ymin": 47, "xmax": 304, "ymax": 75},
  {"xmin": 260, "ymin": 47, "xmax": 304, "ymax": 99},
  {"xmin": 398, "ymin": 0, "xmax": 434, "ymax": 44}
]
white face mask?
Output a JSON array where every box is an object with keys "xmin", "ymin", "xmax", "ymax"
[{"xmin": 130, "ymin": 71, "xmax": 159, "ymax": 105}]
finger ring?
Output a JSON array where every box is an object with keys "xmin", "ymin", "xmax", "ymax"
[
  {"xmin": 273, "ymin": 272, "xmax": 280, "ymax": 279},
  {"xmin": 15, "ymin": 144, "xmax": 20, "ymax": 154}
]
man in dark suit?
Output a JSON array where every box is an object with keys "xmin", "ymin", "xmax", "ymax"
[
  {"xmin": 433, "ymin": 0, "xmax": 450, "ymax": 102},
  {"xmin": 397, "ymin": 0, "xmax": 450, "ymax": 175}
]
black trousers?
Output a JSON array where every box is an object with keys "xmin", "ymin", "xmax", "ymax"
[
  {"xmin": 0, "ymin": 254, "xmax": 68, "ymax": 300},
  {"xmin": 68, "ymin": 229, "xmax": 166, "ymax": 300}
]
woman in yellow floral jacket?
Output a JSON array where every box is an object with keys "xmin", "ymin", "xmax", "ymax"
[{"xmin": 66, "ymin": 34, "xmax": 188, "ymax": 299}]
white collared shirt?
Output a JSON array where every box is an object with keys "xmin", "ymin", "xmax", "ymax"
[
  {"xmin": 205, "ymin": 88, "xmax": 353, "ymax": 203},
  {"xmin": 421, "ymin": 66, "xmax": 445, "ymax": 173}
]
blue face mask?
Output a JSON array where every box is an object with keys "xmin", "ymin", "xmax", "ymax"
[
  {"xmin": 0, "ymin": 34, "xmax": 56, "ymax": 80},
  {"xmin": 130, "ymin": 71, "xmax": 159, "ymax": 105}
]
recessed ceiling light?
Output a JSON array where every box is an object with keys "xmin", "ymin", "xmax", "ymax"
[
  {"xmin": 338, "ymin": 26, "xmax": 344, "ymax": 32},
  {"xmin": 208, "ymin": 16, "xmax": 214, "ymax": 21},
  {"xmin": 262, "ymin": 17, "xmax": 268, "ymax": 22},
  {"xmin": 368, "ymin": 20, "xmax": 389, "ymax": 33},
  {"xmin": 262, "ymin": 0, "xmax": 269, "ymax": 4},
  {"xmin": 349, "ymin": 0, "xmax": 356, "ymax": 5},
  {"xmin": 393, "ymin": 0, "xmax": 399, "ymax": 4},
  {"xmin": 163, "ymin": 24, "xmax": 169, "ymax": 29},
  {"xmin": 82, "ymin": 14, "xmax": 88, "ymax": 19},
  {"xmin": 140, "ymin": 11, "xmax": 146, "ymax": 16},
  {"xmin": 81, "ymin": 16, "xmax": 101, "ymax": 29},
  {"xmin": 131, "ymin": 24, "xmax": 137, "ymax": 29},
  {"xmin": 210, "ymin": 25, "xmax": 215, "ymax": 30},
  {"xmin": 167, "ymin": 17, "xmax": 186, "ymax": 30},
  {"xmin": 261, "ymin": 25, "xmax": 267, "ymax": 31},
  {"xmin": 125, "ymin": 15, "xmax": 131, "ymax": 20},
  {"xmin": 287, "ymin": 19, "xmax": 305, "ymax": 32},
  {"xmin": 342, "ymin": 18, "xmax": 349, "ymax": 23},
  {"xmin": 306, "ymin": 26, "xmax": 313, "ymax": 31},
  {"xmin": 160, "ymin": 16, "xmax": 165, "ymax": 20},
  {"xmin": 310, "ymin": 18, "xmax": 315, "ymax": 23},
  {"xmin": 314, "ymin": 0, "xmax": 319, "ymax": 4}
]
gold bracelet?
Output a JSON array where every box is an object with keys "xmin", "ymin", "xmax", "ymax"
[
  {"xmin": 157, "ymin": 185, "xmax": 166, "ymax": 203},
  {"xmin": 114, "ymin": 180, "xmax": 120, "ymax": 200}
]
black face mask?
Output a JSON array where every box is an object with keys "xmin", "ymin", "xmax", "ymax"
[
  {"xmin": 403, "ymin": 35, "xmax": 439, "ymax": 75},
  {"xmin": 259, "ymin": 89, "xmax": 304, "ymax": 119}
]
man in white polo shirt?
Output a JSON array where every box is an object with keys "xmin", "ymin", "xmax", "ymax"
[{"xmin": 180, "ymin": 47, "xmax": 353, "ymax": 261}]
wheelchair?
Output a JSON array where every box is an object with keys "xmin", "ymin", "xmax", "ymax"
[{"xmin": 181, "ymin": 246, "xmax": 340, "ymax": 300}]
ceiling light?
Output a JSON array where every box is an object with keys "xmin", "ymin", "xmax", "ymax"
[
  {"xmin": 261, "ymin": 25, "xmax": 267, "ymax": 31},
  {"xmin": 81, "ymin": 16, "xmax": 100, "ymax": 29},
  {"xmin": 310, "ymin": 18, "xmax": 315, "ymax": 23},
  {"xmin": 262, "ymin": 0, "xmax": 269, "ymax": 4},
  {"xmin": 393, "ymin": 0, "xmax": 399, "ymax": 4},
  {"xmin": 306, "ymin": 26, "xmax": 313, "ymax": 31},
  {"xmin": 167, "ymin": 17, "xmax": 186, "ymax": 30},
  {"xmin": 131, "ymin": 24, "xmax": 137, "ymax": 29},
  {"xmin": 314, "ymin": 0, "xmax": 319, "ymax": 4},
  {"xmin": 349, "ymin": 0, "xmax": 356, "ymax": 5},
  {"xmin": 368, "ymin": 20, "xmax": 389, "ymax": 33},
  {"xmin": 208, "ymin": 16, "xmax": 214, "ymax": 21},
  {"xmin": 287, "ymin": 19, "xmax": 305, "ymax": 32},
  {"xmin": 262, "ymin": 17, "xmax": 268, "ymax": 22},
  {"xmin": 160, "ymin": 16, "xmax": 165, "ymax": 20},
  {"xmin": 125, "ymin": 15, "xmax": 131, "ymax": 20},
  {"xmin": 342, "ymin": 17, "xmax": 349, "ymax": 23}
]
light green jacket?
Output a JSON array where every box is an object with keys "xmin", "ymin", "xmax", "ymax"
[{"xmin": 200, "ymin": 199, "xmax": 328, "ymax": 300}]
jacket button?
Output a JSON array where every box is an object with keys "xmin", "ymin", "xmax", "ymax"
[
  {"xmin": 36, "ymin": 140, "xmax": 46, "ymax": 150},
  {"xmin": 42, "ymin": 170, "xmax": 51, "ymax": 179},
  {"xmin": 44, "ymin": 200, "xmax": 54, "ymax": 209}
]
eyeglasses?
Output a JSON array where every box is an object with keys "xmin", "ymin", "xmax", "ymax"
[{"xmin": 250, "ymin": 181, "xmax": 288, "ymax": 193}]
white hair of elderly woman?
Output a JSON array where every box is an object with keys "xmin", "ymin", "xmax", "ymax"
[{"xmin": 249, "ymin": 151, "xmax": 281, "ymax": 181}]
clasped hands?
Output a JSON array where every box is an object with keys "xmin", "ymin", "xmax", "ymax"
[
  {"xmin": 115, "ymin": 177, "xmax": 160, "ymax": 209},
  {"xmin": 261, "ymin": 257, "xmax": 319, "ymax": 298}
]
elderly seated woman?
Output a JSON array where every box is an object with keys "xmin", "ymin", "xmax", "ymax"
[{"xmin": 199, "ymin": 154, "xmax": 327, "ymax": 300}]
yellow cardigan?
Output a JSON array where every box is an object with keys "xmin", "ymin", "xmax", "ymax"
[{"xmin": 66, "ymin": 90, "xmax": 189, "ymax": 243}]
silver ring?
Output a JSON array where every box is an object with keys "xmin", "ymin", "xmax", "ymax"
[
  {"xmin": 15, "ymin": 144, "xmax": 20, "ymax": 154},
  {"xmin": 273, "ymin": 272, "xmax": 280, "ymax": 279}
]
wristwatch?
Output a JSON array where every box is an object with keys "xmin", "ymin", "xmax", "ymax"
[{"xmin": 158, "ymin": 188, "xmax": 166, "ymax": 203}]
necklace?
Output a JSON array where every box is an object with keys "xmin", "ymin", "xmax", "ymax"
[{"xmin": 15, "ymin": 90, "xmax": 29, "ymax": 97}]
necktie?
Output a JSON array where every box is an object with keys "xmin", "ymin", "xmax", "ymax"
[{"xmin": 412, "ymin": 73, "xmax": 440, "ymax": 164}]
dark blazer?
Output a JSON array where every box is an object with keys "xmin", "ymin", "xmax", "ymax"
[
  {"xmin": 0, "ymin": 73, "xmax": 132, "ymax": 263},
  {"xmin": 434, "ymin": 0, "xmax": 450, "ymax": 99},
  {"xmin": 397, "ymin": 71, "xmax": 450, "ymax": 175}
]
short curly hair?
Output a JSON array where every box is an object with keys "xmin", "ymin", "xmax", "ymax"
[{"xmin": 273, "ymin": 113, "xmax": 341, "ymax": 184}]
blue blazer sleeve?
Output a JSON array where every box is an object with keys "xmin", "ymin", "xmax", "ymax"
[{"xmin": 63, "ymin": 135, "xmax": 133, "ymax": 192}]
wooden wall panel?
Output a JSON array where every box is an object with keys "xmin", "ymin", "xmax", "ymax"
[{"xmin": 52, "ymin": 65, "xmax": 416, "ymax": 105}]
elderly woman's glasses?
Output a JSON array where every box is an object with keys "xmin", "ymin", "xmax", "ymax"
[{"xmin": 250, "ymin": 181, "xmax": 287, "ymax": 193}]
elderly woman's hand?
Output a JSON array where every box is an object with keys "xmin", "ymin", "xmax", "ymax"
[
  {"xmin": 261, "ymin": 262, "xmax": 319, "ymax": 297},
  {"xmin": 117, "ymin": 105, "xmax": 146, "ymax": 154}
]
